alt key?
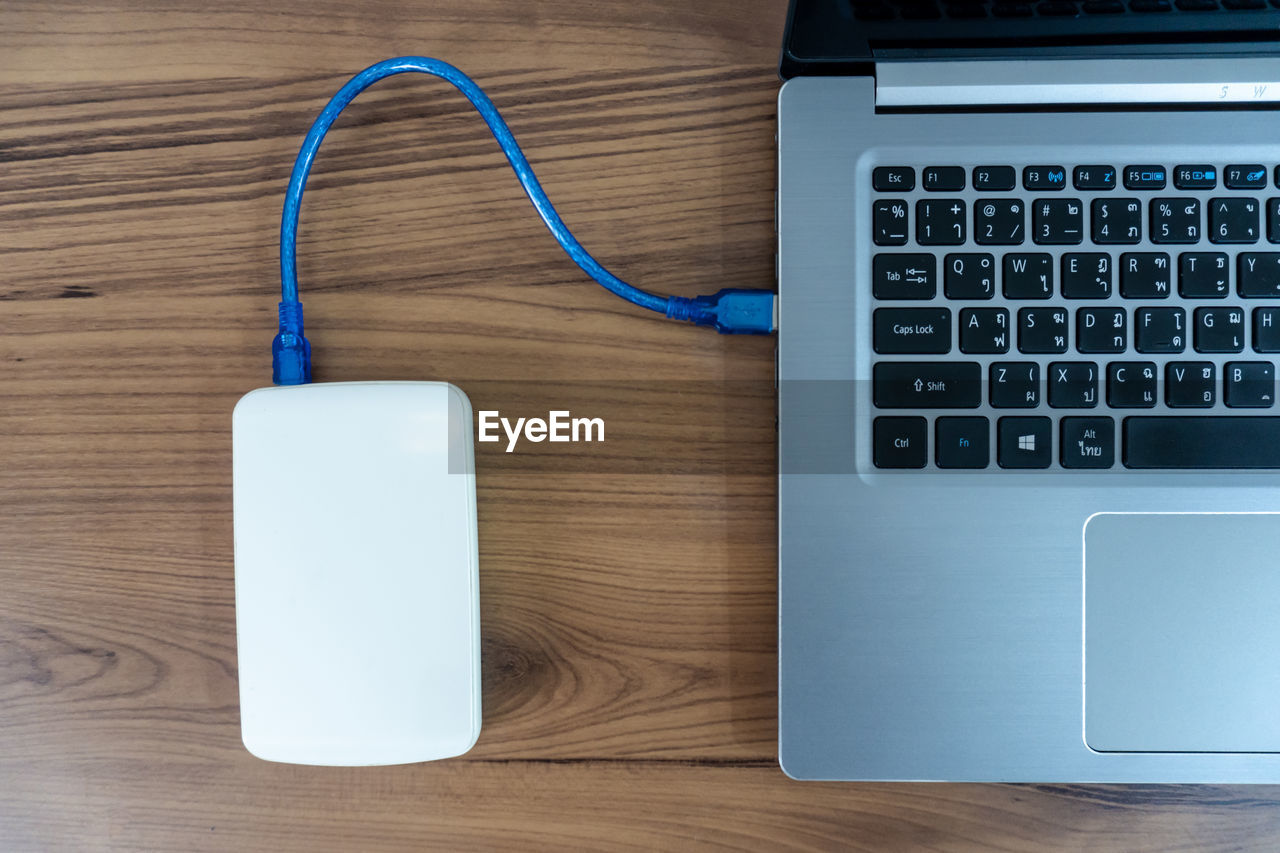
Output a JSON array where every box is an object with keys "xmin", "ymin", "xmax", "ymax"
[{"xmin": 1060, "ymin": 416, "xmax": 1115, "ymax": 468}]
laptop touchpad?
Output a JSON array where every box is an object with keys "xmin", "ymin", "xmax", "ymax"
[{"xmin": 1085, "ymin": 512, "xmax": 1280, "ymax": 753}]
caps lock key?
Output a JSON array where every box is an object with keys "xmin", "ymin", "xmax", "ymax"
[{"xmin": 873, "ymin": 307, "xmax": 952, "ymax": 354}]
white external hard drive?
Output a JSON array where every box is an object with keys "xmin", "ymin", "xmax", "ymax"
[{"xmin": 232, "ymin": 381, "xmax": 480, "ymax": 766}]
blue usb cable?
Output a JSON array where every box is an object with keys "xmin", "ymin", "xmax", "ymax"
[{"xmin": 273, "ymin": 56, "xmax": 777, "ymax": 385}]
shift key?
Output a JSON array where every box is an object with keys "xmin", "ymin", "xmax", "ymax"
[
  {"xmin": 874, "ymin": 362, "xmax": 982, "ymax": 408},
  {"xmin": 873, "ymin": 253, "xmax": 936, "ymax": 299}
]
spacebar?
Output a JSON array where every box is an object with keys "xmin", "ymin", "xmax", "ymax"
[{"xmin": 1124, "ymin": 417, "xmax": 1280, "ymax": 468}]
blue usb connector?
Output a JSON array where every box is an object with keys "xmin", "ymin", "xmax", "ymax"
[
  {"xmin": 273, "ymin": 57, "xmax": 776, "ymax": 386},
  {"xmin": 272, "ymin": 301, "xmax": 311, "ymax": 386}
]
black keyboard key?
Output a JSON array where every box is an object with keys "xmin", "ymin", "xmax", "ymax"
[
  {"xmin": 944, "ymin": 252, "xmax": 996, "ymax": 299},
  {"xmin": 1075, "ymin": 165, "xmax": 1116, "ymax": 191},
  {"xmin": 1209, "ymin": 197, "xmax": 1260, "ymax": 244},
  {"xmin": 935, "ymin": 416, "xmax": 990, "ymax": 468},
  {"xmin": 873, "ymin": 417, "xmax": 927, "ymax": 468},
  {"xmin": 1004, "ymin": 253, "xmax": 1053, "ymax": 298},
  {"xmin": 1178, "ymin": 252, "xmax": 1229, "ymax": 298},
  {"xmin": 917, "ymin": 198, "xmax": 967, "ymax": 245},
  {"xmin": 1176, "ymin": 0, "xmax": 1219, "ymax": 8},
  {"xmin": 1062, "ymin": 253, "xmax": 1113, "ymax": 298},
  {"xmin": 945, "ymin": 2, "xmax": 987, "ymax": 16},
  {"xmin": 1048, "ymin": 361, "xmax": 1099, "ymax": 408},
  {"xmin": 1223, "ymin": 0, "xmax": 1265, "ymax": 10},
  {"xmin": 1024, "ymin": 165, "xmax": 1067, "ymax": 191},
  {"xmin": 974, "ymin": 199, "xmax": 1025, "ymax": 245},
  {"xmin": 1193, "ymin": 306, "xmax": 1245, "ymax": 352},
  {"xmin": 854, "ymin": 2, "xmax": 896, "ymax": 18},
  {"xmin": 873, "ymin": 307, "xmax": 951, "ymax": 354},
  {"xmin": 873, "ymin": 362, "xmax": 982, "ymax": 408},
  {"xmin": 1238, "ymin": 253, "xmax": 1280, "ymax": 297},
  {"xmin": 1166, "ymin": 361, "xmax": 1215, "ymax": 407},
  {"xmin": 1083, "ymin": 0, "xmax": 1124, "ymax": 10},
  {"xmin": 901, "ymin": 1, "xmax": 943, "ymax": 17},
  {"xmin": 1039, "ymin": 0, "xmax": 1080, "ymax": 13},
  {"xmin": 1061, "ymin": 417, "xmax": 1115, "ymax": 468},
  {"xmin": 1131, "ymin": 0, "xmax": 1172, "ymax": 10},
  {"xmin": 1018, "ymin": 306, "xmax": 1069, "ymax": 353},
  {"xmin": 1092, "ymin": 198, "xmax": 1142, "ymax": 244},
  {"xmin": 1135, "ymin": 307, "xmax": 1187, "ymax": 353},
  {"xmin": 1120, "ymin": 252, "xmax": 1172, "ymax": 298},
  {"xmin": 1124, "ymin": 165, "xmax": 1167, "ymax": 189},
  {"xmin": 1225, "ymin": 361, "xmax": 1276, "ymax": 407},
  {"xmin": 1033, "ymin": 198, "xmax": 1084, "ymax": 244},
  {"xmin": 1150, "ymin": 197, "xmax": 1200, "ymax": 243},
  {"xmin": 973, "ymin": 166, "xmax": 1015, "ymax": 191},
  {"xmin": 873, "ymin": 166, "xmax": 915, "ymax": 191},
  {"xmin": 997, "ymin": 416, "xmax": 1052, "ymax": 468},
  {"xmin": 1123, "ymin": 417, "xmax": 1280, "ymax": 468},
  {"xmin": 1226, "ymin": 164, "xmax": 1268, "ymax": 189},
  {"xmin": 959, "ymin": 307, "xmax": 1010, "ymax": 353},
  {"xmin": 923, "ymin": 166, "xmax": 965, "ymax": 191},
  {"xmin": 1076, "ymin": 307, "xmax": 1126, "ymax": 353},
  {"xmin": 873, "ymin": 254, "xmax": 936, "ymax": 299},
  {"xmin": 1107, "ymin": 361, "xmax": 1157, "ymax": 407},
  {"xmin": 1174, "ymin": 165, "xmax": 1218, "ymax": 189},
  {"xmin": 993, "ymin": 2, "xmax": 1033, "ymax": 14},
  {"xmin": 1254, "ymin": 307, "xmax": 1280, "ymax": 352},
  {"xmin": 873, "ymin": 199, "xmax": 909, "ymax": 246},
  {"xmin": 1268, "ymin": 199, "xmax": 1280, "ymax": 243},
  {"xmin": 990, "ymin": 361, "xmax": 1040, "ymax": 408}
]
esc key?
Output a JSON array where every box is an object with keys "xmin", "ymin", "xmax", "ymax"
[{"xmin": 874, "ymin": 167, "xmax": 915, "ymax": 192}]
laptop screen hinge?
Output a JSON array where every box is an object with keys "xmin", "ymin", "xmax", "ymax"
[{"xmin": 876, "ymin": 58, "xmax": 1280, "ymax": 108}]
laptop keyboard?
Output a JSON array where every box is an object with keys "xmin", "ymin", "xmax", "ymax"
[
  {"xmin": 870, "ymin": 163, "xmax": 1280, "ymax": 470},
  {"xmin": 853, "ymin": 0, "xmax": 1278, "ymax": 19}
]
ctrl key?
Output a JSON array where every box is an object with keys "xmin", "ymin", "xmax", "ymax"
[{"xmin": 874, "ymin": 417, "xmax": 927, "ymax": 468}]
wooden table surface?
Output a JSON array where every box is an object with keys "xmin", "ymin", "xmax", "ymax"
[{"xmin": 3, "ymin": 1, "xmax": 1280, "ymax": 849}]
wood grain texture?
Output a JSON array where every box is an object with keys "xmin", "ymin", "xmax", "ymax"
[{"xmin": 2, "ymin": 1, "xmax": 1280, "ymax": 849}]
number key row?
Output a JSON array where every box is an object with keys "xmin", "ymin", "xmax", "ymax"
[{"xmin": 874, "ymin": 197, "xmax": 1278, "ymax": 246}]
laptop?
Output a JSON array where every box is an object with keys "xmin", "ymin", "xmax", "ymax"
[{"xmin": 776, "ymin": 0, "xmax": 1280, "ymax": 781}]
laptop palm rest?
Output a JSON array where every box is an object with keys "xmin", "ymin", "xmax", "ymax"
[{"xmin": 1084, "ymin": 512, "xmax": 1280, "ymax": 753}]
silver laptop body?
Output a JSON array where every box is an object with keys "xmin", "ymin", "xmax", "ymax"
[{"xmin": 777, "ymin": 5, "xmax": 1280, "ymax": 782}]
